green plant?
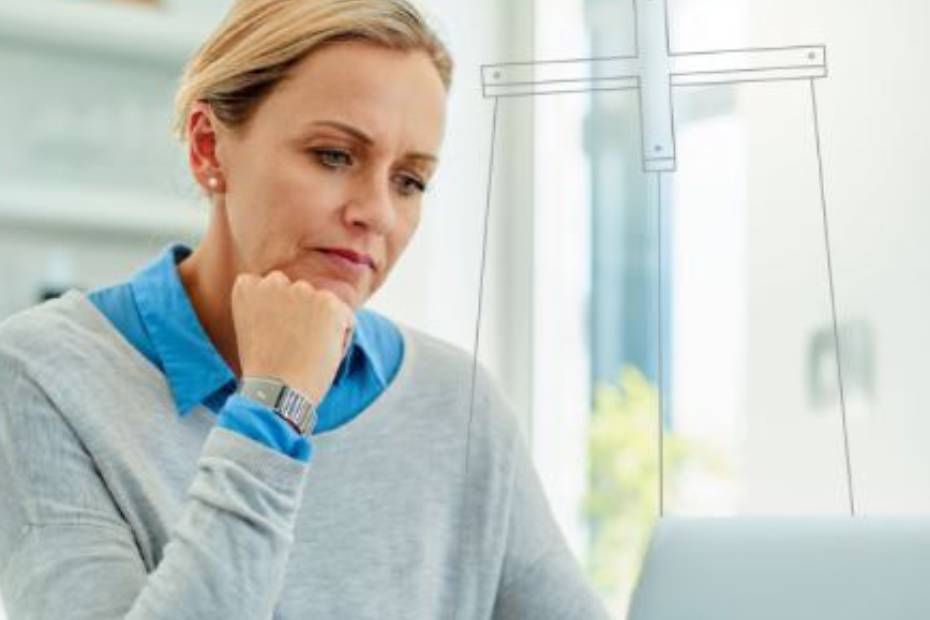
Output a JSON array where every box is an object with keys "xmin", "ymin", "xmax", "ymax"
[{"xmin": 583, "ymin": 365, "xmax": 728, "ymax": 613}]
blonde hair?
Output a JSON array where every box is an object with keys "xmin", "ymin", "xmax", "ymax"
[{"xmin": 173, "ymin": 0, "xmax": 453, "ymax": 141}]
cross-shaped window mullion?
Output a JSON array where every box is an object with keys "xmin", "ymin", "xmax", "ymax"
[{"xmin": 482, "ymin": 0, "xmax": 827, "ymax": 172}]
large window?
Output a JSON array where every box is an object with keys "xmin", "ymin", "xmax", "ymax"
[{"xmin": 522, "ymin": 0, "xmax": 930, "ymax": 616}]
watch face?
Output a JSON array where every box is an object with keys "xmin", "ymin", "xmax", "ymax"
[
  {"xmin": 239, "ymin": 378, "xmax": 315, "ymax": 435},
  {"xmin": 240, "ymin": 378, "xmax": 285, "ymax": 408},
  {"xmin": 253, "ymin": 387, "xmax": 274, "ymax": 404}
]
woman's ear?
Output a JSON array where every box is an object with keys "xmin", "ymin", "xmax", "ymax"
[{"xmin": 188, "ymin": 101, "xmax": 226, "ymax": 194}]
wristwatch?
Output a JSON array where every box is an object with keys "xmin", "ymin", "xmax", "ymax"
[{"xmin": 236, "ymin": 377, "xmax": 318, "ymax": 437}]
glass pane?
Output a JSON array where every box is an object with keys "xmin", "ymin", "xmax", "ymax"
[{"xmin": 516, "ymin": 0, "xmax": 930, "ymax": 615}]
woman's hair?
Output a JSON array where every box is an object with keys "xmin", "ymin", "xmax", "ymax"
[{"xmin": 173, "ymin": 0, "xmax": 453, "ymax": 141}]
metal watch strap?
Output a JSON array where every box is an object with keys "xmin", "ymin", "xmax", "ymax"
[{"xmin": 236, "ymin": 376, "xmax": 318, "ymax": 437}]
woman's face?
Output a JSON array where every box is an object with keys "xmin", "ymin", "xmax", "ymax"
[{"xmin": 210, "ymin": 41, "xmax": 447, "ymax": 309}]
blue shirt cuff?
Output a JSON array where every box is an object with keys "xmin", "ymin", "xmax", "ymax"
[{"xmin": 216, "ymin": 394, "xmax": 312, "ymax": 463}]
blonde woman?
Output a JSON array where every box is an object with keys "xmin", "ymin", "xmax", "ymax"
[{"xmin": 0, "ymin": 1, "xmax": 610, "ymax": 618}]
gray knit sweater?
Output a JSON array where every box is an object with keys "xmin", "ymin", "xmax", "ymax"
[{"xmin": 0, "ymin": 291, "xmax": 610, "ymax": 619}]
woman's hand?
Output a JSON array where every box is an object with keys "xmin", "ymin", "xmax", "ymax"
[{"xmin": 231, "ymin": 270, "xmax": 355, "ymax": 403}]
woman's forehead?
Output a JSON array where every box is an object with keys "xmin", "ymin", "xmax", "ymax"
[{"xmin": 256, "ymin": 42, "xmax": 447, "ymax": 150}]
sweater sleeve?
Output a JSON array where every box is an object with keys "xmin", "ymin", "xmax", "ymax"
[
  {"xmin": 0, "ymin": 358, "xmax": 309, "ymax": 620},
  {"xmin": 491, "ymin": 424, "xmax": 613, "ymax": 620}
]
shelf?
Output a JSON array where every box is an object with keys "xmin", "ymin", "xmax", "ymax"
[
  {"xmin": 0, "ymin": 185, "xmax": 207, "ymax": 239},
  {"xmin": 0, "ymin": 0, "xmax": 218, "ymax": 66},
  {"xmin": 0, "ymin": 1, "xmax": 223, "ymax": 239}
]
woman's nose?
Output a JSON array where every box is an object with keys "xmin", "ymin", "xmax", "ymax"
[{"xmin": 345, "ymin": 174, "xmax": 397, "ymax": 233}]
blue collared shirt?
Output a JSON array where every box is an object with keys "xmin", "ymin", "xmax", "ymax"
[{"xmin": 87, "ymin": 243, "xmax": 403, "ymax": 462}]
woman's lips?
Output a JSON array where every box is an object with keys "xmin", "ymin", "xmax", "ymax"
[
  {"xmin": 317, "ymin": 249, "xmax": 374, "ymax": 275},
  {"xmin": 318, "ymin": 248, "xmax": 375, "ymax": 267}
]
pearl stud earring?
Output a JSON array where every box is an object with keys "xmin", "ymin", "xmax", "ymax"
[{"xmin": 207, "ymin": 177, "xmax": 219, "ymax": 190}]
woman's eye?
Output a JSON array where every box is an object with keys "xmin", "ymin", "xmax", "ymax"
[
  {"xmin": 396, "ymin": 174, "xmax": 427, "ymax": 197},
  {"xmin": 314, "ymin": 149, "xmax": 352, "ymax": 168}
]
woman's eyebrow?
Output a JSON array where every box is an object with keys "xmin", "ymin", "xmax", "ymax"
[{"xmin": 308, "ymin": 120, "xmax": 437, "ymax": 163}]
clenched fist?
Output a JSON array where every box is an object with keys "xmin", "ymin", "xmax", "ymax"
[{"xmin": 231, "ymin": 270, "xmax": 356, "ymax": 403}]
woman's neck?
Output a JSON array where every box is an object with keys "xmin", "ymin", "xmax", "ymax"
[{"xmin": 177, "ymin": 213, "xmax": 243, "ymax": 377}]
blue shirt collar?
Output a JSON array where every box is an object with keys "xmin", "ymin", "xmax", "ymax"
[{"xmin": 129, "ymin": 243, "xmax": 385, "ymax": 416}]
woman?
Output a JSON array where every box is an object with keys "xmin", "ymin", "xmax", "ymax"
[{"xmin": 0, "ymin": 1, "xmax": 610, "ymax": 618}]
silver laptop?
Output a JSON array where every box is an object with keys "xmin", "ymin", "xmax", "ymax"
[{"xmin": 628, "ymin": 517, "xmax": 930, "ymax": 620}]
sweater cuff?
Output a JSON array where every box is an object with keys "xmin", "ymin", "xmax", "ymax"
[{"xmin": 216, "ymin": 394, "xmax": 312, "ymax": 463}]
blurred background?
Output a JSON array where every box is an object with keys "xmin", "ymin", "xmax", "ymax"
[{"xmin": 2, "ymin": 0, "xmax": 930, "ymax": 618}]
